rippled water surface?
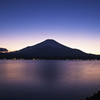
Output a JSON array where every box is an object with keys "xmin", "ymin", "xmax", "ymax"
[{"xmin": 0, "ymin": 60, "xmax": 100, "ymax": 100}]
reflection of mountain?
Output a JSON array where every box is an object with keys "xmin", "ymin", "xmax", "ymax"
[{"xmin": 0, "ymin": 39, "xmax": 100, "ymax": 59}]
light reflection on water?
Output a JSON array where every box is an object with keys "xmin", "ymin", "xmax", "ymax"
[{"xmin": 0, "ymin": 60, "xmax": 100, "ymax": 100}]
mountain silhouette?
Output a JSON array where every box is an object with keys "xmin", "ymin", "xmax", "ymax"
[
  {"xmin": 0, "ymin": 48, "xmax": 8, "ymax": 54},
  {"xmin": 11, "ymin": 39, "xmax": 94, "ymax": 59},
  {"xmin": 0, "ymin": 39, "xmax": 100, "ymax": 59},
  {"xmin": 16, "ymin": 39, "xmax": 87, "ymax": 57},
  {"xmin": 0, "ymin": 48, "xmax": 8, "ymax": 51}
]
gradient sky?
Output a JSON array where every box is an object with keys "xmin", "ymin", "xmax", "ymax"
[{"xmin": 0, "ymin": 0, "xmax": 100, "ymax": 54}]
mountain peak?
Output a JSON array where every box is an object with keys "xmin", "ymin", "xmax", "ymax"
[
  {"xmin": 44, "ymin": 39, "xmax": 56, "ymax": 42},
  {"xmin": 39, "ymin": 39, "xmax": 63, "ymax": 48}
]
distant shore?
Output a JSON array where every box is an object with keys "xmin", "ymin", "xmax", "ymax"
[{"xmin": 0, "ymin": 58, "xmax": 100, "ymax": 60}]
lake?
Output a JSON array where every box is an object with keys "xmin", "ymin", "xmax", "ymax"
[{"xmin": 0, "ymin": 60, "xmax": 100, "ymax": 100}]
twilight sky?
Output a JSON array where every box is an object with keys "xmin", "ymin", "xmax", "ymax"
[{"xmin": 0, "ymin": 0, "xmax": 100, "ymax": 54}]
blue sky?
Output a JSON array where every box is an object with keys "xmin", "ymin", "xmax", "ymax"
[{"xmin": 0, "ymin": 0, "xmax": 100, "ymax": 54}]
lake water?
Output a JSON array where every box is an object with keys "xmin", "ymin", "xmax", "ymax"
[{"xmin": 0, "ymin": 60, "xmax": 100, "ymax": 100}]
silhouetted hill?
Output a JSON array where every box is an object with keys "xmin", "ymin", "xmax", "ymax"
[
  {"xmin": 0, "ymin": 39, "xmax": 100, "ymax": 59},
  {"xmin": 0, "ymin": 48, "xmax": 8, "ymax": 51},
  {"xmin": 85, "ymin": 91, "xmax": 100, "ymax": 100}
]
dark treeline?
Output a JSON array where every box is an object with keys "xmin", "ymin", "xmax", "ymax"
[{"xmin": 0, "ymin": 52, "xmax": 100, "ymax": 60}]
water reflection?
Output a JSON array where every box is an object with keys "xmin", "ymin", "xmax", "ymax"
[
  {"xmin": 38, "ymin": 60, "xmax": 59, "ymax": 81},
  {"xmin": 0, "ymin": 60, "xmax": 100, "ymax": 100},
  {"xmin": 0, "ymin": 60, "xmax": 35, "ymax": 83}
]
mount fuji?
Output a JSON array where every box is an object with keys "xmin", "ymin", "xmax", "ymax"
[
  {"xmin": 11, "ymin": 39, "xmax": 93, "ymax": 59},
  {"xmin": 0, "ymin": 39, "xmax": 99, "ymax": 59}
]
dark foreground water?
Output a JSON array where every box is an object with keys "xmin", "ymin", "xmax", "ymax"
[{"xmin": 0, "ymin": 60, "xmax": 100, "ymax": 100}]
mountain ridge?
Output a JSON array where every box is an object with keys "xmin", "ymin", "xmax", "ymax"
[
  {"xmin": 17, "ymin": 39, "xmax": 86, "ymax": 55},
  {"xmin": 0, "ymin": 39, "xmax": 99, "ymax": 59},
  {"xmin": 18, "ymin": 39, "xmax": 85, "ymax": 52}
]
